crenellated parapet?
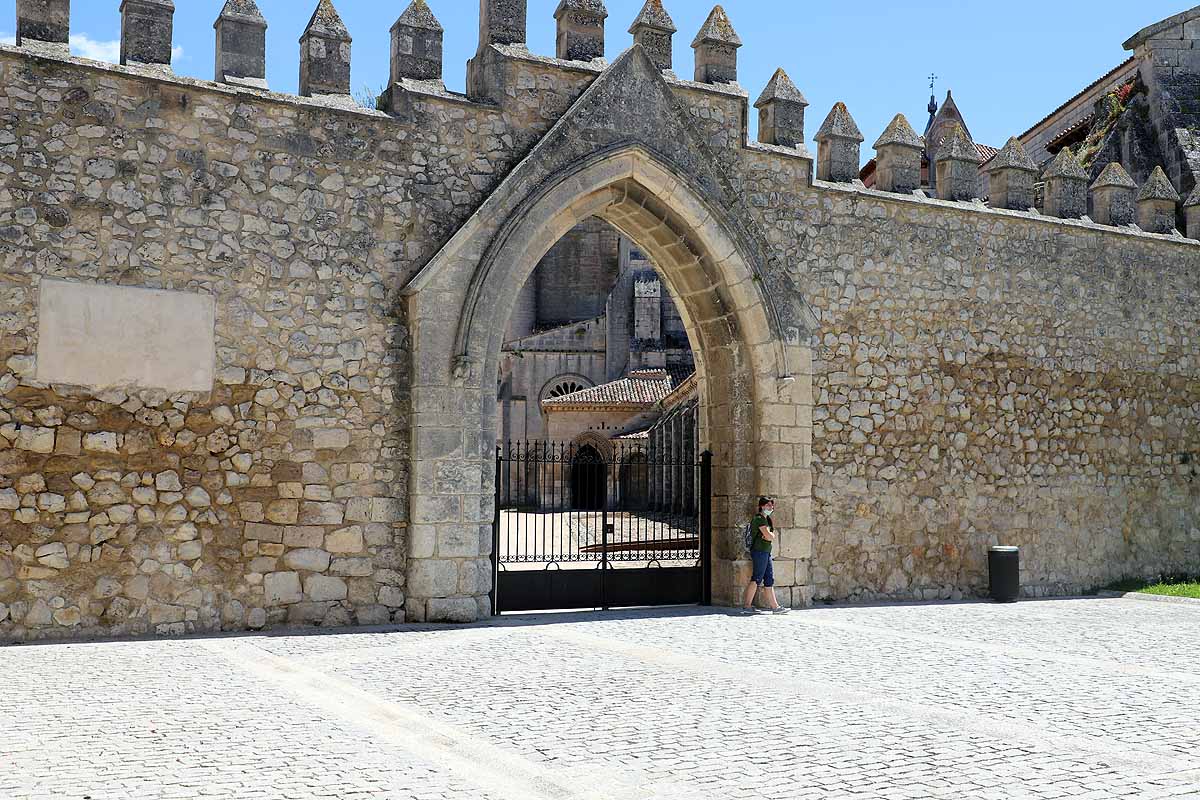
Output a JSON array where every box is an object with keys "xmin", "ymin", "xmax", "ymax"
[{"xmin": 7, "ymin": 0, "xmax": 1200, "ymax": 247}]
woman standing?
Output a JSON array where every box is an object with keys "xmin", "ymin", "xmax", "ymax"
[{"xmin": 741, "ymin": 497, "xmax": 790, "ymax": 614}]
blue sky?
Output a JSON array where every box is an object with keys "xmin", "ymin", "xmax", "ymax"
[{"xmin": 0, "ymin": 0, "xmax": 1188, "ymax": 150}]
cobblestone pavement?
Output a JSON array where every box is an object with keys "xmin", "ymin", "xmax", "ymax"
[{"xmin": 3, "ymin": 598, "xmax": 1199, "ymax": 799}]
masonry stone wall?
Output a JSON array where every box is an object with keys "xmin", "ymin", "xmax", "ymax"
[
  {"xmin": 2, "ymin": 1, "xmax": 1199, "ymax": 639},
  {"xmin": 0, "ymin": 45, "xmax": 530, "ymax": 640},
  {"xmin": 742, "ymin": 170, "xmax": 1200, "ymax": 600}
]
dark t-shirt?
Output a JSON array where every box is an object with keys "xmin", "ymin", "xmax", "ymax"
[{"xmin": 750, "ymin": 514, "xmax": 773, "ymax": 554}]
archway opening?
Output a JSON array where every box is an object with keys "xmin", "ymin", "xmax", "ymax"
[{"xmin": 405, "ymin": 149, "xmax": 813, "ymax": 622}]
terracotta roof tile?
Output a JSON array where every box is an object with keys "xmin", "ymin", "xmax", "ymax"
[{"xmin": 544, "ymin": 368, "xmax": 694, "ymax": 409}]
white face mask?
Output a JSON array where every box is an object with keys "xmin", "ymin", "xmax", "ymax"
[{"xmin": 763, "ymin": 508, "xmax": 774, "ymax": 517}]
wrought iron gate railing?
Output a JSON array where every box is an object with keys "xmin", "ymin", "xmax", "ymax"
[{"xmin": 491, "ymin": 440, "xmax": 712, "ymax": 613}]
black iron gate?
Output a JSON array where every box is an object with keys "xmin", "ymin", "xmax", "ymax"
[{"xmin": 491, "ymin": 440, "xmax": 712, "ymax": 613}]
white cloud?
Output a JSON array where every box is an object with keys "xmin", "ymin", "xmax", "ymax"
[
  {"xmin": 2, "ymin": 31, "xmax": 181, "ymax": 63},
  {"xmin": 71, "ymin": 34, "xmax": 120, "ymax": 62},
  {"xmin": 68, "ymin": 34, "xmax": 183, "ymax": 64}
]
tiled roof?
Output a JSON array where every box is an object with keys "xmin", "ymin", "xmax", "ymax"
[
  {"xmin": 975, "ymin": 143, "xmax": 999, "ymax": 162},
  {"xmin": 543, "ymin": 367, "xmax": 694, "ymax": 410},
  {"xmin": 1018, "ymin": 58, "xmax": 1137, "ymax": 141}
]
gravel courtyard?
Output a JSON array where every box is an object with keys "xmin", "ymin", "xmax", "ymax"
[{"xmin": 2, "ymin": 598, "xmax": 1198, "ymax": 800}]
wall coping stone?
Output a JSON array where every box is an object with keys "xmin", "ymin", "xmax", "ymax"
[{"xmin": 812, "ymin": 177, "xmax": 1200, "ymax": 250}]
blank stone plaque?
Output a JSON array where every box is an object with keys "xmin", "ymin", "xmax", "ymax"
[{"xmin": 36, "ymin": 279, "xmax": 216, "ymax": 393}]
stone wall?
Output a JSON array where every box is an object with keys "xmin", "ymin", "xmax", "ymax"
[
  {"xmin": 748, "ymin": 177, "xmax": 1200, "ymax": 601},
  {"xmin": 0, "ymin": 45, "xmax": 523, "ymax": 640},
  {"xmin": 2, "ymin": 0, "xmax": 1199, "ymax": 638}
]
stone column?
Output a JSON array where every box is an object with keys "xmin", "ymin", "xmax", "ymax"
[
  {"xmin": 391, "ymin": 0, "xmax": 444, "ymax": 83},
  {"xmin": 814, "ymin": 102, "xmax": 864, "ymax": 183},
  {"xmin": 628, "ymin": 0, "xmax": 675, "ymax": 73},
  {"xmin": 120, "ymin": 0, "xmax": 175, "ymax": 70},
  {"xmin": 1185, "ymin": 185, "xmax": 1200, "ymax": 239},
  {"xmin": 986, "ymin": 136, "xmax": 1038, "ymax": 210},
  {"xmin": 480, "ymin": 0, "xmax": 527, "ymax": 49},
  {"xmin": 691, "ymin": 5, "xmax": 741, "ymax": 85},
  {"xmin": 1042, "ymin": 149, "xmax": 1088, "ymax": 219},
  {"xmin": 755, "ymin": 68, "xmax": 808, "ymax": 149},
  {"xmin": 16, "ymin": 0, "xmax": 70, "ymax": 56},
  {"xmin": 1090, "ymin": 162, "xmax": 1137, "ymax": 226},
  {"xmin": 299, "ymin": 0, "xmax": 352, "ymax": 98},
  {"xmin": 554, "ymin": 0, "xmax": 606, "ymax": 63},
  {"xmin": 214, "ymin": 0, "xmax": 268, "ymax": 89},
  {"xmin": 933, "ymin": 124, "xmax": 982, "ymax": 201},
  {"xmin": 872, "ymin": 113, "xmax": 923, "ymax": 194},
  {"xmin": 1137, "ymin": 166, "xmax": 1181, "ymax": 233}
]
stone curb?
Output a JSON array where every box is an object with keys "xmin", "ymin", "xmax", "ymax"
[{"xmin": 1097, "ymin": 590, "xmax": 1200, "ymax": 607}]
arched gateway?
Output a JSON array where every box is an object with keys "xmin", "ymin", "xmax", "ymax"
[{"xmin": 402, "ymin": 47, "xmax": 815, "ymax": 622}]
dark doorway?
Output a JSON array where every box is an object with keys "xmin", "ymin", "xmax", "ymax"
[{"xmin": 571, "ymin": 445, "xmax": 607, "ymax": 511}]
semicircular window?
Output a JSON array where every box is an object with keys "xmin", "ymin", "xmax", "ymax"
[{"xmin": 543, "ymin": 377, "xmax": 591, "ymax": 404}]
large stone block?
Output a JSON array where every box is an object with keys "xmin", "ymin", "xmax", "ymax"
[
  {"xmin": 304, "ymin": 574, "xmax": 347, "ymax": 602},
  {"xmin": 263, "ymin": 572, "xmax": 302, "ymax": 605},
  {"xmin": 407, "ymin": 559, "xmax": 459, "ymax": 598},
  {"xmin": 426, "ymin": 596, "xmax": 480, "ymax": 623}
]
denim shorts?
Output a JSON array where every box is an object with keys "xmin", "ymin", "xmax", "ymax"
[{"xmin": 751, "ymin": 550, "xmax": 774, "ymax": 587}]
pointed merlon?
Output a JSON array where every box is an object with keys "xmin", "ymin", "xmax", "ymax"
[
  {"xmin": 815, "ymin": 102, "xmax": 864, "ymax": 143},
  {"xmin": 215, "ymin": 0, "xmax": 267, "ymax": 87},
  {"xmin": 1186, "ymin": 184, "xmax": 1200, "ymax": 208},
  {"xmin": 988, "ymin": 136, "xmax": 1037, "ymax": 173},
  {"xmin": 556, "ymin": 0, "xmax": 608, "ymax": 16},
  {"xmin": 691, "ymin": 5, "xmax": 741, "ymax": 47},
  {"xmin": 873, "ymin": 113, "xmax": 922, "ymax": 150},
  {"xmin": 218, "ymin": 0, "xmax": 265, "ymax": 23},
  {"xmin": 1137, "ymin": 166, "xmax": 1181, "ymax": 201},
  {"xmin": 692, "ymin": 5, "xmax": 740, "ymax": 83},
  {"xmin": 1091, "ymin": 161, "xmax": 1137, "ymax": 190},
  {"xmin": 935, "ymin": 124, "xmax": 981, "ymax": 163},
  {"xmin": 304, "ymin": 0, "xmax": 350, "ymax": 41},
  {"xmin": 755, "ymin": 68, "xmax": 807, "ymax": 109},
  {"xmin": 629, "ymin": 0, "xmax": 676, "ymax": 34},
  {"xmin": 1044, "ymin": 148, "xmax": 1088, "ymax": 180},
  {"xmin": 397, "ymin": 0, "xmax": 442, "ymax": 31},
  {"xmin": 555, "ymin": 0, "xmax": 607, "ymax": 62}
]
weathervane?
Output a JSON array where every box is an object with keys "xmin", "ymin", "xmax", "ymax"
[{"xmin": 928, "ymin": 73, "xmax": 938, "ymax": 94}]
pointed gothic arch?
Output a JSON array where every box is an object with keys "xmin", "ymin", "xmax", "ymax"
[{"xmin": 403, "ymin": 146, "xmax": 813, "ymax": 622}]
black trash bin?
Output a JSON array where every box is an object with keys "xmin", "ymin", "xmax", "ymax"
[{"xmin": 988, "ymin": 546, "xmax": 1020, "ymax": 603}]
